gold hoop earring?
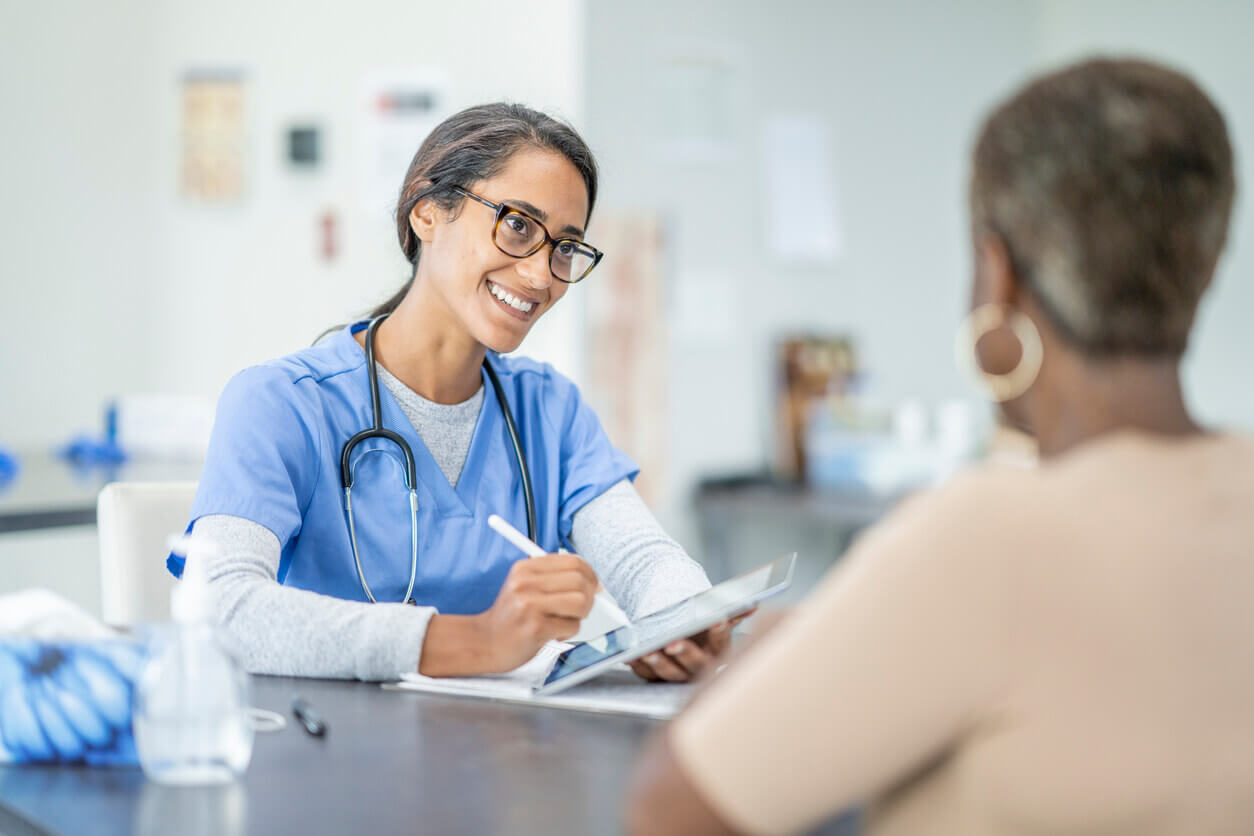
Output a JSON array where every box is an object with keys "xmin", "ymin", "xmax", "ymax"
[{"xmin": 954, "ymin": 303, "xmax": 1043, "ymax": 402}]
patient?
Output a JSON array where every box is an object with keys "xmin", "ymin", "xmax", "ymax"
[{"xmin": 627, "ymin": 57, "xmax": 1254, "ymax": 835}]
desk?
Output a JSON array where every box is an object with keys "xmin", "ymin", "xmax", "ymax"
[
  {"xmin": 694, "ymin": 476, "xmax": 904, "ymax": 587},
  {"xmin": 0, "ymin": 674, "xmax": 658, "ymax": 836},
  {"xmin": 0, "ymin": 453, "xmax": 202, "ymax": 534},
  {"xmin": 0, "ymin": 676, "xmax": 860, "ymax": 836}
]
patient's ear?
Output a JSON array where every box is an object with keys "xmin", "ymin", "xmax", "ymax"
[{"xmin": 974, "ymin": 233, "xmax": 1020, "ymax": 309}]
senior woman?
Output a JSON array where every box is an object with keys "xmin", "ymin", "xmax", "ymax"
[{"xmin": 627, "ymin": 58, "xmax": 1254, "ymax": 835}]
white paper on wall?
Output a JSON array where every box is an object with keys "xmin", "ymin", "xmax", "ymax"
[
  {"xmin": 670, "ymin": 271, "xmax": 739, "ymax": 345},
  {"xmin": 650, "ymin": 42, "xmax": 744, "ymax": 164},
  {"xmin": 761, "ymin": 115, "xmax": 844, "ymax": 263},
  {"xmin": 358, "ymin": 71, "xmax": 450, "ymax": 218}
]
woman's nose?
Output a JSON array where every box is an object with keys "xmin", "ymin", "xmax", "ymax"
[{"xmin": 515, "ymin": 246, "xmax": 554, "ymax": 290}]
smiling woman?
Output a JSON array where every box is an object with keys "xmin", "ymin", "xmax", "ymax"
[{"xmin": 169, "ymin": 103, "xmax": 730, "ymax": 685}]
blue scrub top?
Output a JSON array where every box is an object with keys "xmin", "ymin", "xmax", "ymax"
[{"xmin": 169, "ymin": 321, "xmax": 638, "ymax": 615}]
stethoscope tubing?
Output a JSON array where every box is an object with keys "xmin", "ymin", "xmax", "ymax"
[{"xmin": 339, "ymin": 314, "xmax": 536, "ymax": 604}]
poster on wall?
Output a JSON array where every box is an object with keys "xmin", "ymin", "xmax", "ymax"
[
  {"xmin": 358, "ymin": 70, "xmax": 450, "ymax": 219},
  {"xmin": 761, "ymin": 114, "xmax": 844, "ymax": 263},
  {"xmin": 650, "ymin": 42, "xmax": 743, "ymax": 164},
  {"xmin": 180, "ymin": 70, "xmax": 247, "ymax": 203},
  {"xmin": 583, "ymin": 213, "xmax": 669, "ymax": 506}
]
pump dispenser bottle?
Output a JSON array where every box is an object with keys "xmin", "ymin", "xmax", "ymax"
[{"xmin": 134, "ymin": 535, "xmax": 253, "ymax": 784}]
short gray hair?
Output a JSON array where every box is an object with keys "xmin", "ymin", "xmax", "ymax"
[{"xmin": 971, "ymin": 58, "xmax": 1235, "ymax": 357}]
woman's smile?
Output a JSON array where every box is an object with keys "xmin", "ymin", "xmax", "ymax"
[{"xmin": 485, "ymin": 278, "xmax": 541, "ymax": 321}]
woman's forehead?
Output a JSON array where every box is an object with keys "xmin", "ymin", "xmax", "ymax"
[{"xmin": 479, "ymin": 148, "xmax": 589, "ymax": 230}]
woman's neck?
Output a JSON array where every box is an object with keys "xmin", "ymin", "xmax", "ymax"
[
  {"xmin": 1025, "ymin": 353, "xmax": 1202, "ymax": 459},
  {"xmin": 360, "ymin": 284, "xmax": 486, "ymax": 405}
]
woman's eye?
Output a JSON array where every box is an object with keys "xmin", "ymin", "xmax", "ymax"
[
  {"xmin": 505, "ymin": 215, "xmax": 531, "ymax": 236},
  {"xmin": 555, "ymin": 242, "xmax": 576, "ymax": 259}
]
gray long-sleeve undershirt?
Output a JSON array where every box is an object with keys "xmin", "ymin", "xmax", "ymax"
[{"xmin": 192, "ymin": 364, "xmax": 710, "ymax": 681}]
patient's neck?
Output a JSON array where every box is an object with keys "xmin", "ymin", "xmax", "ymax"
[{"xmin": 1025, "ymin": 354, "xmax": 1202, "ymax": 459}]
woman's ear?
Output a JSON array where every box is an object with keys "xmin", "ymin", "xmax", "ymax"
[
  {"xmin": 974, "ymin": 232, "xmax": 1020, "ymax": 309},
  {"xmin": 409, "ymin": 198, "xmax": 440, "ymax": 244}
]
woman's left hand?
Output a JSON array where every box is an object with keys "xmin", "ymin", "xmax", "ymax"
[{"xmin": 627, "ymin": 609, "xmax": 755, "ymax": 683}]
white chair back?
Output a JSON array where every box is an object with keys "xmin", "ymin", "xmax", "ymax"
[{"xmin": 97, "ymin": 481, "xmax": 198, "ymax": 625}]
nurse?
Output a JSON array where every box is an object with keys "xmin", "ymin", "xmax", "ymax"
[{"xmin": 172, "ymin": 103, "xmax": 728, "ymax": 682}]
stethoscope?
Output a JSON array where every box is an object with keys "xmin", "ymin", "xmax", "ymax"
[{"xmin": 339, "ymin": 314, "xmax": 537, "ymax": 604}]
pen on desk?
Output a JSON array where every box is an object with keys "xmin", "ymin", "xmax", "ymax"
[
  {"xmin": 291, "ymin": 697, "xmax": 327, "ymax": 737},
  {"xmin": 486, "ymin": 514, "xmax": 630, "ymax": 631}
]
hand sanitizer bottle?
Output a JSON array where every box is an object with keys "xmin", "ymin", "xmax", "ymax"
[{"xmin": 134, "ymin": 534, "xmax": 253, "ymax": 784}]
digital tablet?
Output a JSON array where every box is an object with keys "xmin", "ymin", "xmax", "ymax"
[{"xmin": 533, "ymin": 552, "xmax": 796, "ymax": 696}]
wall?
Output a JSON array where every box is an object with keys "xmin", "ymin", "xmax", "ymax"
[
  {"xmin": 143, "ymin": 0, "xmax": 588, "ymax": 404},
  {"xmin": 0, "ymin": 0, "xmax": 162, "ymax": 446},
  {"xmin": 0, "ymin": 0, "xmax": 586, "ymax": 448},
  {"xmin": 583, "ymin": 0, "xmax": 1037, "ymax": 544}
]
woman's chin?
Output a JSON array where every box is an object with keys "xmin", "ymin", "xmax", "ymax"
[{"xmin": 479, "ymin": 326, "xmax": 528, "ymax": 355}]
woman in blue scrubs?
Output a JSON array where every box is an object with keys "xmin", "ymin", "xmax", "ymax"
[{"xmin": 175, "ymin": 103, "xmax": 729, "ymax": 682}]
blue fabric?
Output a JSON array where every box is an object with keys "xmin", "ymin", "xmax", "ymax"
[{"xmin": 169, "ymin": 321, "xmax": 638, "ymax": 616}]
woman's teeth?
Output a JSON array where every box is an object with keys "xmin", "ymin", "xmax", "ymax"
[{"xmin": 489, "ymin": 282, "xmax": 535, "ymax": 313}]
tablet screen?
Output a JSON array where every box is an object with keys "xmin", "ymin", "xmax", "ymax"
[{"xmin": 540, "ymin": 554, "xmax": 793, "ymax": 689}]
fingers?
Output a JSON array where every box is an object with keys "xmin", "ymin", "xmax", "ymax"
[
  {"xmin": 519, "ymin": 569, "xmax": 599, "ymax": 596},
  {"xmin": 629, "ymin": 658, "xmax": 661, "ymax": 682},
  {"xmin": 480, "ymin": 554, "xmax": 604, "ymax": 671},
  {"xmin": 536, "ymin": 590, "xmax": 595, "ymax": 620},
  {"xmin": 521, "ymin": 553, "xmax": 598, "ymax": 585},
  {"xmin": 543, "ymin": 615, "xmax": 582, "ymax": 641},
  {"xmin": 663, "ymin": 640, "xmax": 717, "ymax": 677},
  {"xmin": 639, "ymin": 649, "xmax": 690, "ymax": 682},
  {"xmin": 629, "ymin": 617, "xmax": 746, "ymax": 683},
  {"xmin": 502, "ymin": 556, "xmax": 598, "ymax": 618},
  {"xmin": 698, "ymin": 621, "xmax": 734, "ymax": 656},
  {"xmin": 634, "ymin": 640, "xmax": 716, "ymax": 683}
]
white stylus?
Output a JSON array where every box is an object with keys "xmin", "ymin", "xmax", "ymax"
[{"xmin": 487, "ymin": 515, "xmax": 628, "ymax": 648}]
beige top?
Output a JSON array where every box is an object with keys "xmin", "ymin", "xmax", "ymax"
[{"xmin": 672, "ymin": 431, "xmax": 1254, "ymax": 835}]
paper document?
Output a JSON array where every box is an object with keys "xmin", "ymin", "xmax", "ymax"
[
  {"xmin": 762, "ymin": 114, "xmax": 844, "ymax": 262},
  {"xmin": 385, "ymin": 642, "xmax": 691, "ymax": 720}
]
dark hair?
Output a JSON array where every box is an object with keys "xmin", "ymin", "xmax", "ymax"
[
  {"xmin": 971, "ymin": 57, "xmax": 1235, "ymax": 357},
  {"xmin": 369, "ymin": 102, "xmax": 599, "ymax": 319}
]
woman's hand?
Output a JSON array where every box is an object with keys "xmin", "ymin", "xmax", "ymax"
[
  {"xmin": 628, "ymin": 608, "xmax": 756, "ymax": 683},
  {"xmin": 420, "ymin": 554, "xmax": 599, "ymax": 676},
  {"xmin": 479, "ymin": 553, "xmax": 600, "ymax": 672}
]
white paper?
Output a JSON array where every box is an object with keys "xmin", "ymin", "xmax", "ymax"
[
  {"xmin": 761, "ymin": 115, "xmax": 844, "ymax": 262},
  {"xmin": 651, "ymin": 43, "xmax": 742, "ymax": 164},
  {"xmin": 398, "ymin": 641, "xmax": 568, "ymax": 699},
  {"xmin": 388, "ymin": 641, "xmax": 691, "ymax": 720},
  {"xmin": 670, "ymin": 271, "xmax": 739, "ymax": 344},
  {"xmin": 358, "ymin": 70, "xmax": 450, "ymax": 217}
]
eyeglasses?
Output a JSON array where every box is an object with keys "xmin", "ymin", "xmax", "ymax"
[{"xmin": 452, "ymin": 187, "xmax": 603, "ymax": 283}]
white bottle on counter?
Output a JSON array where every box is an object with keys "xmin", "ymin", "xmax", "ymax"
[{"xmin": 134, "ymin": 535, "xmax": 253, "ymax": 784}]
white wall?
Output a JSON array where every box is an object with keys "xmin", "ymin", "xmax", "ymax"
[
  {"xmin": 0, "ymin": 0, "xmax": 585, "ymax": 448},
  {"xmin": 584, "ymin": 0, "xmax": 1037, "ymax": 540},
  {"xmin": 0, "ymin": 0, "xmax": 162, "ymax": 447},
  {"xmin": 143, "ymin": 0, "xmax": 587, "ymax": 404}
]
